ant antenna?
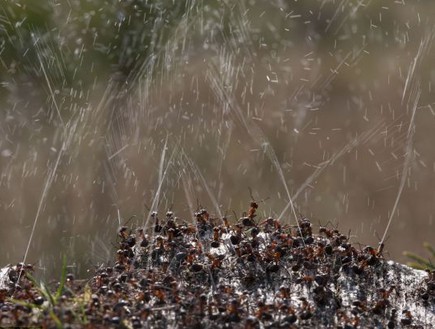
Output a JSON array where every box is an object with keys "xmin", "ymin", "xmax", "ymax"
[
  {"xmin": 248, "ymin": 187, "xmax": 270, "ymax": 205},
  {"xmin": 123, "ymin": 215, "xmax": 137, "ymax": 227}
]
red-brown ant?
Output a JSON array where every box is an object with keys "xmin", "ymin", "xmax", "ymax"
[
  {"xmin": 118, "ymin": 226, "xmax": 129, "ymax": 239},
  {"xmin": 247, "ymin": 202, "xmax": 258, "ymax": 219},
  {"xmin": 400, "ymin": 309, "xmax": 412, "ymax": 326}
]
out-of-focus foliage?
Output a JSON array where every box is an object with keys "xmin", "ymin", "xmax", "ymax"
[
  {"xmin": 1, "ymin": 0, "xmax": 408, "ymax": 105},
  {"xmin": 1, "ymin": 0, "xmax": 190, "ymax": 100},
  {"xmin": 405, "ymin": 243, "xmax": 435, "ymax": 271}
]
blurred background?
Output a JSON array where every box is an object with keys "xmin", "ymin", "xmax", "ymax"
[{"xmin": 1, "ymin": 0, "xmax": 435, "ymax": 278}]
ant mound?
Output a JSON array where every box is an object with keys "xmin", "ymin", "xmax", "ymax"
[{"xmin": 1, "ymin": 203, "xmax": 435, "ymax": 328}]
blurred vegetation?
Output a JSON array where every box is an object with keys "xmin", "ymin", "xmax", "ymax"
[
  {"xmin": 404, "ymin": 243, "xmax": 435, "ymax": 271},
  {"xmin": 1, "ymin": 0, "xmax": 410, "ymax": 104},
  {"xmin": 0, "ymin": 0, "xmax": 190, "ymax": 102}
]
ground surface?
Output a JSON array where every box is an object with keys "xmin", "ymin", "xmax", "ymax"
[{"xmin": 1, "ymin": 204, "xmax": 435, "ymax": 328}]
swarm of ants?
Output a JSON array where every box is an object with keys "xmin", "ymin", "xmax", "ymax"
[{"xmin": 1, "ymin": 202, "xmax": 434, "ymax": 328}]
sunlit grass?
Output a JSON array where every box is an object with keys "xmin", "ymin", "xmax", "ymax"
[{"xmin": 404, "ymin": 242, "xmax": 435, "ymax": 270}]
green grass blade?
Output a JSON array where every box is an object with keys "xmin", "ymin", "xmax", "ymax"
[
  {"xmin": 55, "ymin": 255, "xmax": 67, "ymax": 301},
  {"xmin": 403, "ymin": 251, "xmax": 434, "ymax": 270},
  {"xmin": 405, "ymin": 262, "xmax": 427, "ymax": 270},
  {"xmin": 423, "ymin": 242, "xmax": 435, "ymax": 258},
  {"xmin": 49, "ymin": 308, "xmax": 63, "ymax": 329},
  {"xmin": 25, "ymin": 272, "xmax": 56, "ymax": 306}
]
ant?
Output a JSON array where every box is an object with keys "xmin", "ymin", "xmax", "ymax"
[
  {"xmin": 136, "ymin": 228, "xmax": 149, "ymax": 247},
  {"xmin": 242, "ymin": 216, "xmax": 256, "ymax": 227},
  {"xmin": 152, "ymin": 284, "xmax": 166, "ymax": 305},
  {"xmin": 150, "ymin": 211, "xmax": 162, "ymax": 233},
  {"xmin": 298, "ymin": 297, "xmax": 313, "ymax": 320},
  {"xmin": 372, "ymin": 288, "xmax": 391, "ymax": 315},
  {"xmin": 296, "ymin": 217, "xmax": 312, "ymax": 237},
  {"xmin": 118, "ymin": 226, "xmax": 129, "ymax": 239},
  {"xmin": 210, "ymin": 227, "xmax": 221, "ymax": 248},
  {"xmin": 279, "ymin": 285, "xmax": 290, "ymax": 299},
  {"xmin": 227, "ymin": 298, "xmax": 242, "ymax": 322},
  {"xmin": 205, "ymin": 253, "xmax": 224, "ymax": 270},
  {"xmin": 318, "ymin": 220, "xmax": 344, "ymax": 248},
  {"xmin": 400, "ymin": 310, "xmax": 413, "ymax": 326},
  {"xmin": 319, "ymin": 226, "xmax": 338, "ymax": 239},
  {"xmin": 230, "ymin": 224, "xmax": 243, "ymax": 245},
  {"xmin": 247, "ymin": 202, "xmax": 258, "ymax": 219},
  {"xmin": 256, "ymin": 301, "xmax": 272, "ymax": 321},
  {"xmin": 296, "ymin": 275, "xmax": 314, "ymax": 285},
  {"xmin": 260, "ymin": 216, "xmax": 281, "ymax": 232},
  {"xmin": 195, "ymin": 208, "xmax": 209, "ymax": 224},
  {"xmin": 222, "ymin": 216, "xmax": 230, "ymax": 230},
  {"xmin": 166, "ymin": 210, "xmax": 174, "ymax": 220}
]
